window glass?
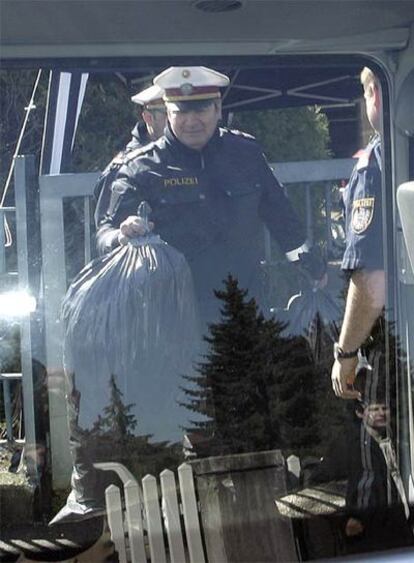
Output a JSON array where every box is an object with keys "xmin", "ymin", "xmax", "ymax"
[{"xmin": 0, "ymin": 59, "xmax": 412, "ymax": 561}]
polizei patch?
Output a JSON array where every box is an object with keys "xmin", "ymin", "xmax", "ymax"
[{"xmin": 352, "ymin": 197, "xmax": 375, "ymax": 234}]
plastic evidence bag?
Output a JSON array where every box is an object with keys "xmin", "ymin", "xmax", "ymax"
[{"xmin": 62, "ymin": 207, "xmax": 200, "ymax": 443}]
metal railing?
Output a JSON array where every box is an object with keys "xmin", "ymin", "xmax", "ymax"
[{"xmin": 0, "ymin": 157, "xmax": 41, "ymax": 482}]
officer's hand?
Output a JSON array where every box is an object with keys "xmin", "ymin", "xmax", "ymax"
[
  {"xmin": 297, "ymin": 246, "xmax": 327, "ymax": 285},
  {"xmin": 331, "ymin": 356, "xmax": 361, "ymax": 399},
  {"xmin": 118, "ymin": 215, "xmax": 154, "ymax": 245},
  {"xmin": 345, "ymin": 517, "xmax": 364, "ymax": 537}
]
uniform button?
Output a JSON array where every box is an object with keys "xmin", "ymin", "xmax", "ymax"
[
  {"xmin": 160, "ymin": 198, "xmax": 166, "ymax": 204},
  {"xmin": 199, "ymin": 194, "xmax": 206, "ymax": 200},
  {"xmin": 226, "ymin": 190, "xmax": 232, "ymax": 196}
]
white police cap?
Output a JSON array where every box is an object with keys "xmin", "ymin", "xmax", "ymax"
[
  {"xmin": 131, "ymin": 84, "xmax": 165, "ymax": 109},
  {"xmin": 154, "ymin": 66, "xmax": 230, "ymax": 106}
]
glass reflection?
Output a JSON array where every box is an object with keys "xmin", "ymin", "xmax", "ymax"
[{"xmin": 1, "ymin": 61, "xmax": 413, "ymax": 561}]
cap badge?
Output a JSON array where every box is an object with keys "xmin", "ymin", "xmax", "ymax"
[
  {"xmin": 180, "ymin": 83, "xmax": 194, "ymax": 96},
  {"xmin": 182, "ymin": 69, "xmax": 191, "ymax": 78}
]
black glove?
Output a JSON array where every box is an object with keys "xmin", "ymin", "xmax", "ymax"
[{"xmin": 297, "ymin": 246, "xmax": 327, "ymax": 281}]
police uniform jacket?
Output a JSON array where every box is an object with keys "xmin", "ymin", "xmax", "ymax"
[
  {"xmin": 93, "ymin": 121, "xmax": 151, "ymax": 228},
  {"xmin": 97, "ymin": 124, "xmax": 306, "ymax": 320},
  {"xmin": 342, "ymin": 135, "xmax": 383, "ymax": 272}
]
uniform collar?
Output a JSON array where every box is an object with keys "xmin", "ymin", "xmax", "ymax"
[
  {"xmin": 131, "ymin": 121, "xmax": 151, "ymax": 145},
  {"xmin": 370, "ymin": 134, "xmax": 382, "ymax": 171},
  {"xmin": 164, "ymin": 123, "xmax": 221, "ymax": 166},
  {"xmin": 356, "ymin": 133, "xmax": 381, "ymax": 171}
]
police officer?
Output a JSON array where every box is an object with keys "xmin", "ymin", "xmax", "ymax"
[
  {"xmin": 52, "ymin": 66, "xmax": 327, "ymax": 526},
  {"xmin": 93, "ymin": 83, "xmax": 166, "ymax": 229},
  {"xmin": 97, "ymin": 66, "xmax": 325, "ymax": 322},
  {"xmin": 331, "ymin": 68, "xmax": 385, "ymax": 399},
  {"xmin": 51, "ymin": 85, "xmax": 167, "ymax": 525}
]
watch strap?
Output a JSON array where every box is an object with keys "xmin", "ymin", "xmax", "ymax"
[{"xmin": 334, "ymin": 342, "xmax": 359, "ymax": 360}]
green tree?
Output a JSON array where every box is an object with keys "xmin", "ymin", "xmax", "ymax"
[
  {"xmin": 182, "ymin": 275, "xmax": 319, "ymax": 456},
  {"xmin": 86, "ymin": 374, "xmax": 182, "ymax": 479}
]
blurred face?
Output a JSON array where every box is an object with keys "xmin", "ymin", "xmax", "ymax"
[
  {"xmin": 143, "ymin": 108, "xmax": 167, "ymax": 140},
  {"xmin": 358, "ymin": 403, "xmax": 389, "ymax": 429},
  {"xmin": 363, "ymin": 81, "xmax": 381, "ymax": 133},
  {"xmin": 167, "ymin": 101, "xmax": 221, "ymax": 150}
]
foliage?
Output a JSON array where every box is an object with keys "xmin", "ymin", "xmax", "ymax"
[
  {"xmin": 0, "ymin": 70, "xmax": 137, "ymax": 191},
  {"xmin": 181, "ymin": 275, "xmax": 320, "ymax": 456},
  {"xmin": 232, "ymin": 106, "xmax": 331, "ymax": 162},
  {"xmin": 71, "ymin": 75, "xmax": 138, "ymax": 173},
  {"xmin": 0, "ymin": 69, "xmax": 48, "ymax": 198}
]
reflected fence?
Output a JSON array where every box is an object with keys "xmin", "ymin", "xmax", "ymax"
[
  {"xmin": 94, "ymin": 451, "xmax": 304, "ymax": 563},
  {"xmin": 96, "ymin": 461, "xmax": 205, "ymax": 563}
]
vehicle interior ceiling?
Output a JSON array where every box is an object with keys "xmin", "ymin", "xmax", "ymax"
[
  {"xmin": 1, "ymin": 0, "xmax": 414, "ymax": 59},
  {"xmin": 1, "ymin": 1, "xmax": 413, "ymax": 151}
]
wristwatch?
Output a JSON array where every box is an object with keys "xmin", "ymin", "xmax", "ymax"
[{"xmin": 333, "ymin": 342, "xmax": 359, "ymax": 360}]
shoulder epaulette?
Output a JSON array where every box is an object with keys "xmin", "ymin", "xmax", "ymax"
[
  {"xmin": 356, "ymin": 136, "xmax": 380, "ymax": 171},
  {"xmin": 121, "ymin": 142, "xmax": 157, "ymax": 165}
]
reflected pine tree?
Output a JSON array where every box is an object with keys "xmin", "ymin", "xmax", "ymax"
[
  {"xmin": 84, "ymin": 375, "xmax": 181, "ymax": 480},
  {"xmin": 181, "ymin": 275, "xmax": 320, "ymax": 457},
  {"xmin": 91, "ymin": 374, "xmax": 137, "ymax": 443}
]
